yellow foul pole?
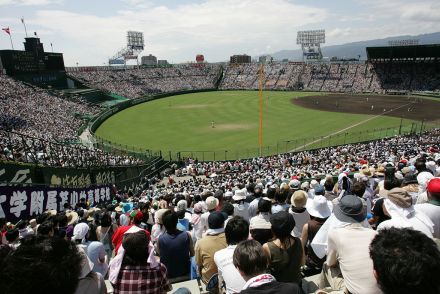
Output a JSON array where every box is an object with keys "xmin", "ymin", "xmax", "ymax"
[{"xmin": 259, "ymin": 64, "xmax": 264, "ymax": 156}]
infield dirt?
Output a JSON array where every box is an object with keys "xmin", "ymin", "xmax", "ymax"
[{"xmin": 292, "ymin": 94, "xmax": 440, "ymax": 122}]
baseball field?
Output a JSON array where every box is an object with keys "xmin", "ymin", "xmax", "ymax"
[{"xmin": 95, "ymin": 91, "xmax": 439, "ymax": 160}]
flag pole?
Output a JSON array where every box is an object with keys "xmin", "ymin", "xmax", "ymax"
[
  {"xmin": 21, "ymin": 17, "xmax": 28, "ymax": 37},
  {"xmin": 8, "ymin": 33, "xmax": 14, "ymax": 50},
  {"xmin": 259, "ymin": 63, "xmax": 264, "ymax": 157}
]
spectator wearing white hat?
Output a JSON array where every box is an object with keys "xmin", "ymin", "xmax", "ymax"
[
  {"xmin": 233, "ymin": 189, "xmax": 250, "ymax": 221},
  {"xmin": 378, "ymin": 188, "xmax": 434, "ymax": 238},
  {"xmin": 288, "ymin": 190, "xmax": 310, "ymax": 238},
  {"xmin": 415, "ymin": 159, "xmax": 434, "ymax": 204},
  {"xmin": 249, "ymin": 198, "xmax": 273, "ymax": 245},
  {"xmin": 301, "ymin": 195, "xmax": 332, "ymax": 277},
  {"xmin": 201, "ymin": 196, "xmax": 219, "ymax": 234}
]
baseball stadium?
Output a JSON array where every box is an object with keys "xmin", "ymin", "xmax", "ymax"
[{"xmin": 1, "ymin": 2, "xmax": 440, "ymax": 294}]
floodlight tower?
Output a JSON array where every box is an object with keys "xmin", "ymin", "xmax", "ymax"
[
  {"xmin": 109, "ymin": 31, "xmax": 145, "ymax": 66},
  {"xmin": 296, "ymin": 30, "xmax": 325, "ymax": 62}
]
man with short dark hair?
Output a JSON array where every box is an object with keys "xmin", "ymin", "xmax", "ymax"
[
  {"xmin": 214, "ymin": 216, "xmax": 249, "ymax": 294},
  {"xmin": 195, "ymin": 211, "xmax": 228, "ymax": 284},
  {"xmin": 369, "ymin": 227, "xmax": 440, "ymax": 294},
  {"xmin": 233, "ymin": 239, "xmax": 302, "ymax": 294},
  {"xmin": 157, "ymin": 210, "xmax": 194, "ymax": 281}
]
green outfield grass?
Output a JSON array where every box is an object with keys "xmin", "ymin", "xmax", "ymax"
[{"xmin": 95, "ymin": 91, "xmax": 415, "ymax": 160}]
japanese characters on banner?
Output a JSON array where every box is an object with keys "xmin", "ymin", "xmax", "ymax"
[{"xmin": 0, "ymin": 185, "xmax": 112, "ymax": 223}]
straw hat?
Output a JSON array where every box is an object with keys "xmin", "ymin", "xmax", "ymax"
[{"xmin": 66, "ymin": 210, "xmax": 79, "ymax": 226}]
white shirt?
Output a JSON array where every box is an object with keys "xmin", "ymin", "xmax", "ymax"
[
  {"xmin": 233, "ymin": 202, "xmax": 250, "ymax": 221},
  {"xmin": 214, "ymin": 245, "xmax": 246, "ymax": 294},
  {"xmin": 288, "ymin": 207, "xmax": 310, "ymax": 238},
  {"xmin": 327, "ymin": 224, "xmax": 380, "ymax": 294},
  {"xmin": 200, "ymin": 211, "xmax": 211, "ymax": 234},
  {"xmin": 192, "ymin": 219, "xmax": 204, "ymax": 242},
  {"xmin": 249, "ymin": 213, "xmax": 271, "ymax": 230},
  {"xmin": 377, "ymin": 215, "xmax": 433, "ymax": 238},
  {"xmin": 248, "ymin": 198, "xmax": 260, "ymax": 219},
  {"xmin": 415, "ymin": 203, "xmax": 440, "ymax": 238}
]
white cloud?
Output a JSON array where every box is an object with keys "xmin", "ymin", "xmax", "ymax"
[
  {"xmin": 30, "ymin": 0, "xmax": 328, "ymax": 65},
  {"xmin": 2, "ymin": 0, "xmax": 438, "ymax": 65},
  {"xmin": 0, "ymin": 0, "xmax": 62, "ymax": 6}
]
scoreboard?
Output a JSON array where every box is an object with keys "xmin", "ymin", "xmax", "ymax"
[{"xmin": 0, "ymin": 37, "xmax": 65, "ymax": 76}]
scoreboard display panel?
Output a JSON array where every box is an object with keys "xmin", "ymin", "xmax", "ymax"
[{"xmin": 0, "ymin": 37, "xmax": 65, "ymax": 76}]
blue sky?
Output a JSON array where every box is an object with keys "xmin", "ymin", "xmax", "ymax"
[{"xmin": 0, "ymin": 0, "xmax": 439, "ymax": 65}]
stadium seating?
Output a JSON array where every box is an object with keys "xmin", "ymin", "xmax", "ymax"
[{"xmin": 68, "ymin": 65, "xmax": 222, "ymax": 99}]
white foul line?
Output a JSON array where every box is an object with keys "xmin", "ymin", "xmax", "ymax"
[{"xmin": 288, "ymin": 101, "xmax": 414, "ymax": 152}]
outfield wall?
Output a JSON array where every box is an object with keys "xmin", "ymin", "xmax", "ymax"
[{"xmin": 0, "ymin": 157, "xmax": 167, "ymax": 192}]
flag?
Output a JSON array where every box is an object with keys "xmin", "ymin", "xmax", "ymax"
[{"xmin": 2, "ymin": 27, "xmax": 10, "ymax": 35}]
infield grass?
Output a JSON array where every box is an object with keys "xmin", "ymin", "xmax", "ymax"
[{"xmin": 95, "ymin": 91, "xmax": 414, "ymax": 159}]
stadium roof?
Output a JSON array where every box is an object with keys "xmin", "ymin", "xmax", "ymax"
[{"xmin": 366, "ymin": 44, "xmax": 440, "ymax": 61}]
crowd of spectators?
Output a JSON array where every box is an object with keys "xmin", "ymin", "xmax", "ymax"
[
  {"xmin": 1, "ymin": 129, "xmax": 439, "ymax": 293},
  {"xmin": 69, "ymin": 65, "xmax": 222, "ymax": 99},
  {"xmin": 0, "ymin": 130, "xmax": 144, "ymax": 167},
  {"xmin": 0, "ymin": 75, "xmax": 100, "ymax": 142},
  {"xmin": 219, "ymin": 61, "xmax": 439, "ymax": 94}
]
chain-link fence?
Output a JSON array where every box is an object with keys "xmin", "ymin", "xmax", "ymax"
[{"xmin": 91, "ymin": 121, "xmax": 439, "ymax": 162}]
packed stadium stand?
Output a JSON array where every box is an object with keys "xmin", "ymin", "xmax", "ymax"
[
  {"xmin": 219, "ymin": 60, "xmax": 438, "ymax": 93},
  {"xmin": 0, "ymin": 74, "xmax": 100, "ymax": 142},
  {"xmin": 0, "ymin": 129, "xmax": 144, "ymax": 167},
  {"xmin": 68, "ymin": 64, "xmax": 222, "ymax": 99}
]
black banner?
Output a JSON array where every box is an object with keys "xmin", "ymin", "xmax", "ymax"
[{"xmin": 0, "ymin": 185, "xmax": 112, "ymax": 223}]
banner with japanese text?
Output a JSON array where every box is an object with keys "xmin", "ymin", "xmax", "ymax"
[{"xmin": 0, "ymin": 185, "xmax": 112, "ymax": 223}]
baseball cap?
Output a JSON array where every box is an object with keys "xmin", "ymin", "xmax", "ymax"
[{"xmin": 427, "ymin": 178, "xmax": 440, "ymax": 193}]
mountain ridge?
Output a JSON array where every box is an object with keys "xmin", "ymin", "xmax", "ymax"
[{"xmin": 266, "ymin": 32, "xmax": 440, "ymax": 61}]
